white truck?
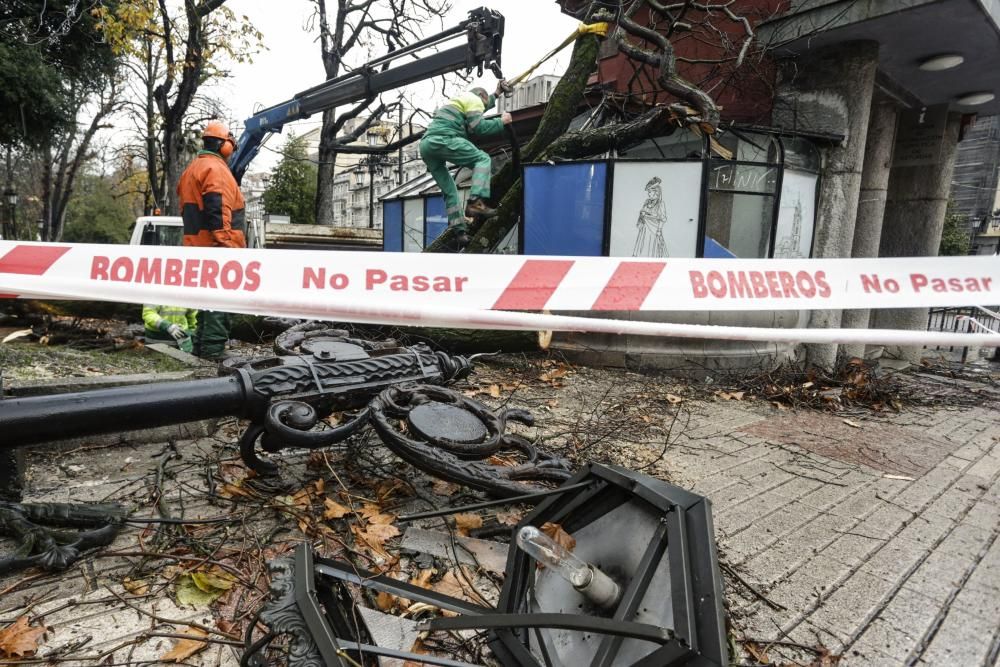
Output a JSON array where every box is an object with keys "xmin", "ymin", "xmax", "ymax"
[{"xmin": 128, "ymin": 216, "xmax": 263, "ymax": 248}]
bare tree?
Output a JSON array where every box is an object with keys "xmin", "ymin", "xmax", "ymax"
[
  {"xmin": 37, "ymin": 76, "xmax": 123, "ymax": 241},
  {"xmin": 308, "ymin": 0, "xmax": 451, "ymax": 226},
  {"xmin": 95, "ymin": 0, "xmax": 261, "ymax": 214}
]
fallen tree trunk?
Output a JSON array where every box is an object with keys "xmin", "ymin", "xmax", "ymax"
[
  {"xmin": 383, "ymin": 327, "xmax": 539, "ymax": 353},
  {"xmin": 465, "ymin": 105, "xmax": 685, "ymax": 253},
  {"xmin": 424, "ymin": 1, "xmax": 720, "ymax": 256}
]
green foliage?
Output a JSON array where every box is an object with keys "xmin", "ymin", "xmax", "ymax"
[
  {"xmin": 62, "ymin": 174, "xmax": 134, "ymax": 244},
  {"xmin": 939, "ymin": 200, "xmax": 971, "ymax": 256},
  {"xmin": 94, "ymin": 1, "xmax": 262, "ymax": 72},
  {"xmin": 0, "ymin": 1, "xmax": 117, "ymax": 146},
  {"xmin": 263, "ymin": 134, "xmax": 318, "ymax": 225}
]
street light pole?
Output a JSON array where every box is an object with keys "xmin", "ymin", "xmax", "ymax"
[
  {"xmin": 3, "ymin": 148, "xmax": 15, "ymax": 240},
  {"xmin": 367, "ymin": 156, "xmax": 376, "ymax": 229},
  {"xmin": 397, "ymin": 102, "xmax": 404, "ymax": 186}
]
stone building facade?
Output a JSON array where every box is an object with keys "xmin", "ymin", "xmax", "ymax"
[{"xmin": 547, "ymin": 0, "xmax": 1000, "ymax": 368}]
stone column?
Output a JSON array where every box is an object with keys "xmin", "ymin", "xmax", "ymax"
[
  {"xmin": 773, "ymin": 41, "xmax": 880, "ymax": 370},
  {"xmin": 841, "ymin": 95, "xmax": 898, "ymax": 360},
  {"xmin": 872, "ymin": 113, "xmax": 963, "ymax": 363}
]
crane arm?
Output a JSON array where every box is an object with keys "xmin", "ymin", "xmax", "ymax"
[{"xmin": 230, "ymin": 7, "xmax": 505, "ymax": 182}]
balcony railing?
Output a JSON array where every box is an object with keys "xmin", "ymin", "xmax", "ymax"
[
  {"xmin": 926, "ymin": 305, "xmax": 1000, "ymax": 361},
  {"xmin": 978, "ymin": 219, "xmax": 1000, "ymax": 236}
]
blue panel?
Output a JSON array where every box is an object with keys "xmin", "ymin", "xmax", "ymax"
[
  {"xmin": 703, "ymin": 236, "xmax": 737, "ymax": 258},
  {"xmin": 424, "ymin": 196, "xmax": 448, "ymax": 247},
  {"xmin": 523, "ymin": 162, "xmax": 606, "ymax": 256},
  {"xmin": 383, "ymin": 200, "xmax": 403, "ymax": 252}
]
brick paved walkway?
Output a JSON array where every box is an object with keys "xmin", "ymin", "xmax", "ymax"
[
  {"xmin": 658, "ymin": 397, "xmax": 1000, "ymax": 665},
  {"xmin": 2, "ymin": 362, "xmax": 997, "ymax": 665}
]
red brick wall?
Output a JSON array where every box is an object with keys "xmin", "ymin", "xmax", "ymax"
[{"xmin": 560, "ymin": 0, "xmax": 790, "ymax": 124}]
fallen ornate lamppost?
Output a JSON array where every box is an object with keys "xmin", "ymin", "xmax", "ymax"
[
  {"xmin": 370, "ymin": 384, "xmax": 574, "ymax": 497},
  {"xmin": 487, "ymin": 463, "xmax": 728, "ymax": 666},
  {"xmin": 0, "ymin": 328, "xmax": 574, "ymax": 573},
  {"xmin": 0, "ymin": 334, "xmax": 471, "ymax": 477}
]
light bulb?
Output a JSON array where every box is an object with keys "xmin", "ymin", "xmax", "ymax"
[
  {"xmin": 517, "ymin": 526, "xmax": 592, "ymax": 587},
  {"xmin": 517, "ymin": 526, "xmax": 622, "ymax": 608}
]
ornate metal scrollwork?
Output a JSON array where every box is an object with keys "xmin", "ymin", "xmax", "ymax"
[
  {"xmin": 237, "ymin": 342, "xmax": 473, "ymax": 475},
  {"xmin": 245, "ymin": 557, "xmax": 324, "ymax": 667},
  {"xmin": 240, "ymin": 402, "xmax": 371, "ymax": 475},
  {"xmin": 0, "ymin": 501, "xmax": 126, "ymax": 575},
  {"xmin": 369, "ymin": 384, "xmax": 574, "ymax": 498},
  {"xmin": 273, "ymin": 321, "xmax": 396, "ymax": 358}
]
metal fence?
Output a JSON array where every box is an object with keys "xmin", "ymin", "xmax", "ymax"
[{"xmin": 926, "ymin": 305, "xmax": 1000, "ymax": 362}]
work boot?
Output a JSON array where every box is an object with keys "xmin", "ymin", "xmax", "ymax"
[
  {"xmin": 449, "ymin": 222, "xmax": 471, "ymax": 251},
  {"xmin": 465, "ymin": 197, "xmax": 496, "ymax": 219},
  {"xmin": 202, "ymin": 349, "xmax": 240, "ymax": 362}
]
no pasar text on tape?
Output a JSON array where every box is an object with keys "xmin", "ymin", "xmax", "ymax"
[{"xmin": 302, "ymin": 267, "xmax": 470, "ymax": 293}]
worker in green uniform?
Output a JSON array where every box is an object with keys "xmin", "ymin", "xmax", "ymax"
[
  {"xmin": 420, "ymin": 82, "xmax": 512, "ymax": 240},
  {"xmin": 142, "ymin": 304, "xmax": 197, "ymax": 353}
]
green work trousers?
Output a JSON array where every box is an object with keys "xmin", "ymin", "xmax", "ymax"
[
  {"xmin": 419, "ymin": 134, "xmax": 492, "ymax": 225},
  {"xmin": 194, "ymin": 310, "xmax": 230, "ymax": 359}
]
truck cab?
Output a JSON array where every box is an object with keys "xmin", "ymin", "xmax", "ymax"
[{"xmin": 128, "ymin": 216, "xmax": 262, "ymax": 248}]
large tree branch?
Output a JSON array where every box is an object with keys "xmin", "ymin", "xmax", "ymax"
[
  {"xmin": 616, "ymin": 1, "xmax": 720, "ymax": 129},
  {"xmin": 462, "ymin": 107, "xmax": 684, "ymax": 254},
  {"xmin": 424, "ymin": 32, "xmax": 603, "ymax": 253}
]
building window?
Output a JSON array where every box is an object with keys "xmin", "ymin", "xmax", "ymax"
[{"xmin": 704, "ymin": 160, "xmax": 778, "ymax": 259}]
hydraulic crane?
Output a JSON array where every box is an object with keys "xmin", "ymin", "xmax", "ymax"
[{"xmin": 229, "ymin": 7, "xmax": 505, "ymax": 183}]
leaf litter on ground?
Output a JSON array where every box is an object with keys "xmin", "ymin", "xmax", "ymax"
[{"xmin": 0, "ymin": 616, "xmax": 46, "ymax": 659}]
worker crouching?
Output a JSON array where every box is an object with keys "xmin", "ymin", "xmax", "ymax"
[
  {"xmin": 142, "ymin": 304, "xmax": 197, "ymax": 353},
  {"xmin": 420, "ymin": 83, "xmax": 512, "ymax": 243}
]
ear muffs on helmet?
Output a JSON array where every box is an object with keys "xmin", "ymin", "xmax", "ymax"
[
  {"xmin": 219, "ymin": 133, "xmax": 236, "ymax": 159},
  {"xmin": 204, "ymin": 120, "xmax": 236, "ymax": 158}
]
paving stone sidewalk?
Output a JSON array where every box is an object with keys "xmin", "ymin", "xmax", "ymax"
[
  {"xmin": 2, "ymin": 360, "xmax": 997, "ymax": 666},
  {"xmin": 657, "ymin": 395, "xmax": 1000, "ymax": 666}
]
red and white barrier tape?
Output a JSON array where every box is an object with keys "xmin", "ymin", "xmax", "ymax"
[{"xmin": 1, "ymin": 241, "xmax": 998, "ymax": 347}]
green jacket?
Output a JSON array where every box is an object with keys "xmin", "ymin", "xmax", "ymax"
[
  {"xmin": 425, "ymin": 90, "xmax": 504, "ymax": 140},
  {"xmin": 142, "ymin": 304, "xmax": 197, "ymax": 334}
]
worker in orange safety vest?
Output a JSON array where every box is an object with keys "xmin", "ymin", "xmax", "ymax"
[{"xmin": 177, "ymin": 120, "xmax": 246, "ymax": 360}]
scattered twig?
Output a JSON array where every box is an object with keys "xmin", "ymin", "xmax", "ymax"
[
  {"xmin": 720, "ymin": 562, "xmax": 787, "ymax": 611},
  {"xmin": 103, "ymin": 585, "xmax": 241, "ymax": 641}
]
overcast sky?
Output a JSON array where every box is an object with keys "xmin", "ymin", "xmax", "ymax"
[{"xmin": 203, "ymin": 0, "xmax": 578, "ymax": 171}]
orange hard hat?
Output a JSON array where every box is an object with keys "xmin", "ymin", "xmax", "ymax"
[
  {"xmin": 203, "ymin": 120, "xmax": 237, "ymax": 158},
  {"xmin": 203, "ymin": 120, "xmax": 231, "ymax": 140}
]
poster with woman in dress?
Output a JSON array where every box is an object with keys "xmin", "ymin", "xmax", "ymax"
[
  {"xmin": 609, "ymin": 161, "xmax": 701, "ymax": 258},
  {"xmin": 633, "ymin": 176, "xmax": 668, "ymax": 257}
]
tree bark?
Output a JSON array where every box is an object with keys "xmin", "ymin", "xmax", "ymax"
[
  {"xmin": 39, "ymin": 139, "xmax": 52, "ymax": 241},
  {"xmin": 152, "ymin": 0, "xmax": 222, "ymax": 214},
  {"xmin": 387, "ymin": 327, "xmax": 539, "ymax": 353},
  {"xmin": 315, "ymin": 96, "xmax": 382, "ymax": 225},
  {"xmin": 315, "ymin": 110, "xmax": 339, "ymax": 226}
]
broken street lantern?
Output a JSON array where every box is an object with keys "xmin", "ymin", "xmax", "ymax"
[
  {"xmin": 250, "ymin": 464, "xmax": 728, "ymax": 667},
  {"xmin": 492, "ymin": 463, "xmax": 728, "ymax": 666}
]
